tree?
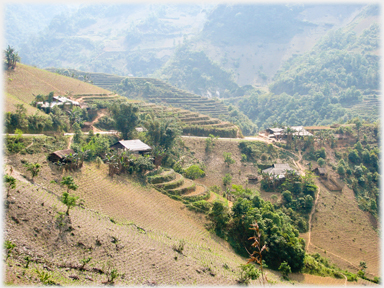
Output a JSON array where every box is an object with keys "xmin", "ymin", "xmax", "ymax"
[
  {"xmin": 317, "ymin": 157, "xmax": 325, "ymax": 167},
  {"xmin": 208, "ymin": 201, "xmax": 230, "ymax": 237},
  {"xmin": 24, "ymin": 162, "xmax": 41, "ymax": 182},
  {"xmin": 223, "ymin": 152, "xmax": 235, "ymax": 167},
  {"xmin": 143, "ymin": 113, "xmax": 182, "ymax": 151},
  {"xmin": 4, "ymin": 45, "xmax": 20, "ymax": 69},
  {"xmin": 72, "ymin": 122, "xmax": 83, "ymax": 144},
  {"xmin": 278, "ymin": 261, "xmax": 291, "ymax": 280},
  {"xmin": 110, "ymin": 102, "xmax": 139, "ymax": 139},
  {"xmin": 60, "ymin": 176, "xmax": 78, "ymax": 193},
  {"xmin": 223, "ymin": 173, "xmax": 232, "ymax": 187},
  {"xmin": 337, "ymin": 165, "xmax": 345, "ymax": 176},
  {"xmin": 61, "ymin": 192, "xmax": 79, "ymax": 215},
  {"xmin": 354, "ymin": 118, "xmax": 362, "ymax": 140},
  {"xmin": 4, "ymin": 174, "xmax": 16, "ymax": 197}
]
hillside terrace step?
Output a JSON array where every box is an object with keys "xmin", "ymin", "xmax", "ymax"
[
  {"xmin": 185, "ymin": 119, "xmax": 221, "ymax": 125},
  {"xmin": 153, "ymin": 173, "xmax": 184, "ymax": 190},
  {"xmin": 167, "ymin": 178, "xmax": 196, "ymax": 195},
  {"xmin": 182, "ymin": 184, "xmax": 208, "ymax": 199}
]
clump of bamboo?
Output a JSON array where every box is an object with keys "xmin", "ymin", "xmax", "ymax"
[{"xmin": 247, "ymin": 221, "xmax": 268, "ymax": 285}]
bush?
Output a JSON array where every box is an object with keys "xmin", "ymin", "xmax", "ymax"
[{"xmin": 184, "ymin": 165, "xmax": 205, "ymax": 180}]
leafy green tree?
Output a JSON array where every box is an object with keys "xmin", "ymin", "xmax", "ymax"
[
  {"xmin": 282, "ymin": 190, "xmax": 292, "ymax": 203},
  {"xmin": 223, "ymin": 173, "xmax": 232, "ymax": 186},
  {"xmin": 223, "ymin": 152, "xmax": 235, "ymax": 166},
  {"xmin": 184, "ymin": 165, "xmax": 205, "ymax": 180},
  {"xmin": 208, "ymin": 201, "xmax": 230, "ymax": 237},
  {"xmin": 4, "ymin": 174, "xmax": 16, "ymax": 197},
  {"xmin": 72, "ymin": 122, "xmax": 83, "ymax": 144},
  {"xmin": 61, "ymin": 192, "xmax": 79, "ymax": 215},
  {"xmin": 109, "ymin": 102, "xmax": 139, "ymax": 139},
  {"xmin": 337, "ymin": 165, "xmax": 345, "ymax": 176},
  {"xmin": 60, "ymin": 176, "xmax": 78, "ymax": 193},
  {"xmin": 317, "ymin": 158, "xmax": 325, "ymax": 167},
  {"xmin": 354, "ymin": 118, "xmax": 362, "ymax": 140},
  {"xmin": 278, "ymin": 261, "xmax": 291, "ymax": 280},
  {"xmin": 24, "ymin": 162, "xmax": 41, "ymax": 182},
  {"xmin": 143, "ymin": 113, "xmax": 182, "ymax": 151},
  {"xmin": 4, "ymin": 45, "xmax": 20, "ymax": 69}
]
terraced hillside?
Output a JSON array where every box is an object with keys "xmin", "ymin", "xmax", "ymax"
[
  {"xmin": 137, "ymin": 103, "xmax": 240, "ymax": 138},
  {"xmin": 132, "ymin": 78, "xmax": 230, "ymax": 119},
  {"xmin": 46, "ymin": 68, "xmax": 125, "ymax": 92},
  {"xmin": 46, "ymin": 68, "xmax": 230, "ymax": 119},
  {"xmin": 343, "ymin": 91, "xmax": 380, "ymax": 121}
]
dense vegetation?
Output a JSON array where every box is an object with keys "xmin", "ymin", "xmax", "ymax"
[
  {"xmin": 232, "ymin": 9, "xmax": 379, "ymax": 129},
  {"xmin": 208, "ymin": 187, "xmax": 306, "ymax": 273}
]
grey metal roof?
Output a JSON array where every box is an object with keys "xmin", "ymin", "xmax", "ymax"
[
  {"xmin": 262, "ymin": 163, "xmax": 295, "ymax": 178},
  {"xmin": 118, "ymin": 139, "xmax": 152, "ymax": 152}
]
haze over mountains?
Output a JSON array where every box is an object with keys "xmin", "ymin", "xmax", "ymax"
[{"xmin": 6, "ymin": 3, "xmax": 365, "ymax": 86}]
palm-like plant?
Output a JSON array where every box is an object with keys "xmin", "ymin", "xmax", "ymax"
[{"xmin": 24, "ymin": 162, "xmax": 41, "ymax": 182}]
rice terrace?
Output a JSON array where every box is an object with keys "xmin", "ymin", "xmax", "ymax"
[{"xmin": 3, "ymin": 3, "xmax": 381, "ymax": 286}]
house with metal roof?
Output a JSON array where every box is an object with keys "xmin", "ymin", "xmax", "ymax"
[
  {"xmin": 262, "ymin": 163, "xmax": 296, "ymax": 179},
  {"xmin": 110, "ymin": 139, "xmax": 152, "ymax": 154}
]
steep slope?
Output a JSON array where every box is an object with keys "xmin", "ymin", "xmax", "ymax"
[
  {"xmin": 5, "ymin": 64, "xmax": 112, "ymax": 113},
  {"xmin": 4, "ymin": 152, "xmax": 283, "ymax": 285}
]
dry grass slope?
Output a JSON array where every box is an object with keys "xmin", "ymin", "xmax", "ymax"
[{"xmin": 5, "ymin": 64, "xmax": 112, "ymax": 113}]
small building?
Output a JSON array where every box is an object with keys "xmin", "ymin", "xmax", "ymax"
[
  {"xmin": 312, "ymin": 167, "xmax": 327, "ymax": 178},
  {"xmin": 135, "ymin": 127, "xmax": 147, "ymax": 133},
  {"xmin": 262, "ymin": 163, "xmax": 296, "ymax": 179},
  {"xmin": 37, "ymin": 96, "xmax": 80, "ymax": 109},
  {"xmin": 110, "ymin": 139, "xmax": 152, "ymax": 155},
  {"xmin": 48, "ymin": 149, "xmax": 75, "ymax": 163},
  {"xmin": 265, "ymin": 126, "xmax": 313, "ymax": 139}
]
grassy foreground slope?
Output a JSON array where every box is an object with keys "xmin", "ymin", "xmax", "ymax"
[{"xmin": 5, "ymin": 63, "xmax": 112, "ymax": 113}]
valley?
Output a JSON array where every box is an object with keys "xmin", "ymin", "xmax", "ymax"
[{"xmin": 3, "ymin": 3, "xmax": 381, "ymax": 286}]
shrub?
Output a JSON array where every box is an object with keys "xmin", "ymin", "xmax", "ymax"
[
  {"xmin": 172, "ymin": 239, "xmax": 186, "ymax": 254},
  {"xmin": 237, "ymin": 264, "xmax": 260, "ymax": 285},
  {"xmin": 278, "ymin": 261, "xmax": 291, "ymax": 280},
  {"xmin": 184, "ymin": 165, "xmax": 205, "ymax": 180},
  {"xmin": 223, "ymin": 152, "xmax": 235, "ymax": 166}
]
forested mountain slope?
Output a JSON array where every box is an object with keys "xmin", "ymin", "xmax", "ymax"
[
  {"xmin": 6, "ymin": 3, "xmax": 365, "ymax": 90},
  {"xmin": 233, "ymin": 5, "xmax": 380, "ymax": 129}
]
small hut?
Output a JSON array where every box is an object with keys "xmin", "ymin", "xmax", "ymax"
[
  {"xmin": 48, "ymin": 149, "xmax": 75, "ymax": 163},
  {"xmin": 312, "ymin": 167, "xmax": 327, "ymax": 178},
  {"xmin": 110, "ymin": 139, "xmax": 152, "ymax": 155}
]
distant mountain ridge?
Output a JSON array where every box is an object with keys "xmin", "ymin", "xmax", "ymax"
[{"xmin": 6, "ymin": 3, "xmax": 366, "ymax": 90}]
